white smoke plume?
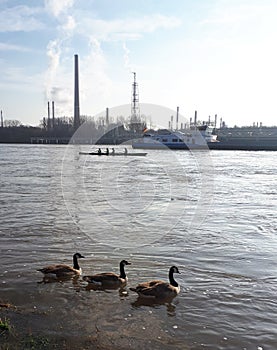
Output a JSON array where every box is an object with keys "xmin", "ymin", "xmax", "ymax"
[
  {"xmin": 81, "ymin": 37, "xmax": 112, "ymax": 106},
  {"xmin": 45, "ymin": 39, "xmax": 61, "ymax": 100},
  {"xmin": 123, "ymin": 42, "xmax": 134, "ymax": 73},
  {"xmin": 44, "ymin": 0, "xmax": 75, "ymax": 116}
]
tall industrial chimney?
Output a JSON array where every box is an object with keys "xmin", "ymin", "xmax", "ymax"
[
  {"xmin": 1, "ymin": 110, "xmax": 3, "ymax": 128},
  {"xmin": 74, "ymin": 54, "xmax": 80, "ymax": 129},
  {"xmin": 194, "ymin": 110, "xmax": 197, "ymax": 126},
  {"xmin": 47, "ymin": 101, "xmax": 51, "ymax": 130},
  {"xmin": 176, "ymin": 106, "xmax": 179, "ymax": 130},
  {"xmin": 105, "ymin": 107, "xmax": 109, "ymax": 126},
  {"xmin": 52, "ymin": 101, "xmax": 55, "ymax": 128}
]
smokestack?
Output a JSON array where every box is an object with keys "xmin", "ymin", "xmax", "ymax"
[
  {"xmin": 52, "ymin": 101, "xmax": 55, "ymax": 128},
  {"xmin": 171, "ymin": 115, "xmax": 173, "ymax": 130},
  {"xmin": 194, "ymin": 110, "xmax": 197, "ymax": 126},
  {"xmin": 47, "ymin": 101, "xmax": 50, "ymax": 120},
  {"xmin": 105, "ymin": 107, "xmax": 109, "ymax": 126},
  {"xmin": 74, "ymin": 54, "xmax": 80, "ymax": 129},
  {"xmin": 214, "ymin": 114, "xmax": 217, "ymax": 129},
  {"xmin": 176, "ymin": 106, "xmax": 179, "ymax": 130},
  {"xmin": 47, "ymin": 101, "xmax": 51, "ymax": 130},
  {"xmin": 0, "ymin": 110, "xmax": 3, "ymax": 128}
]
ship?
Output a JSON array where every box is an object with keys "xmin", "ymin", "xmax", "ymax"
[
  {"xmin": 132, "ymin": 124, "xmax": 218, "ymax": 150},
  {"xmin": 209, "ymin": 125, "xmax": 277, "ymax": 151}
]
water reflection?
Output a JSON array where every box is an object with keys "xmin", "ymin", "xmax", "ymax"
[
  {"xmin": 131, "ymin": 296, "xmax": 177, "ymax": 317},
  {"xmin": 37, "ymin": 274, "xmax": 81, "ymax": 286},
  {"xmin": 84, "ymin": 283, "xmax": 130, "ymax": 298}
]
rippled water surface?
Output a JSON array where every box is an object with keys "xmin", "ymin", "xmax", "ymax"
[{"xmin": 0, "ymin": 144, "xmax": 277, "ymax": 349}]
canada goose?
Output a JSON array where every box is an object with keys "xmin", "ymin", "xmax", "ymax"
[
  {"xmin": 83, "ymin": 259, "xmax": 131, "ymax": 286},
  {"xmin": 130, "ymin": 266, "xmax": 180, "ymax": 299},
  {"xmin": 37, "ymin": 252, "xmax": 85, "ymax": 278}
]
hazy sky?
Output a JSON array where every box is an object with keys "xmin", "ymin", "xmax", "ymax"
[{"xmin": 1, "ymin": 0, "xmax": 277, "ymax": 127}]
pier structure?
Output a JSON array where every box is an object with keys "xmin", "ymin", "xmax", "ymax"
[{"xmin": 30, "ymin": 137, "xmax": 71, "ymax": 144}]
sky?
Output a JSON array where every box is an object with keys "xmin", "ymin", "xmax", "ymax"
[{"xmin": 0, "ymin": 0, "xmax": 277, "ymax": 127}]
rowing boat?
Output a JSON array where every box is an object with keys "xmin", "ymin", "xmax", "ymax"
[{"xmin": 79, "ymin": 152, "xmax": 147, "ymax": 156}]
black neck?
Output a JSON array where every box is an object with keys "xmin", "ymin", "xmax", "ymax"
[
  {"xmin": 119, "ymin": 262, "xmax": 126, "ymax": 279},
  {"xmin": 169, "ymin": 269, "xmax": 178, "ymax": 287},
  {"xmin": 73, "ymin": 255, "xmax": 80, "ymax": 270}
]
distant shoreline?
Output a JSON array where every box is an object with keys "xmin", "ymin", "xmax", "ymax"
[{"xmin": 1, "ymin": 125, "xmax": 277, "ymax": 151}]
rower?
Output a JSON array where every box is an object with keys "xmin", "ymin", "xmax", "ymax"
[
  {"xmin": 111, "ymin": 148, "xmax": 115, "ymax": 155},
  {"xmin": 98, "ymin": 148, "xmax": 102, "ymax": 155},
  {"xmin": 124, "ymin": 148, "xmax": 128, "ymax": 155},
  {"xmin": 106, "ymin": 148, "xmax": 109, "ymax": 155}
]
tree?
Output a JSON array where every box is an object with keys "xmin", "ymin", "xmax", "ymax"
[{"xmin": 3, "ymin": 120, "xmax": 22, "ymax": 127}]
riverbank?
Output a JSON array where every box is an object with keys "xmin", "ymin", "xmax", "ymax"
[
  {"xmin": 1, "ymin": 300, "xmax": 184, "ymax": 350},
  {"xmin": 0, "ymin": 302, "xmax": 99, "ymax": 350}
]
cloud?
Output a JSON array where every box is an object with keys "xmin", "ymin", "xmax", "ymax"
[
  {"xmin": 0, "ymin": 62, "xmax": 44, "ymax": 92},
  {"xmin": 44, "ymin": 0, "xmax": 74, "ymax": 17},
  {"xmin": 199, "ymin": 1, "xmax": 277, "ymax": 27},
  {"xmin": 79, "ymin": 14, "xmax": 181, "ymax": 42},
  {"xmin": 0, "ymin": 5, "xmax": 44, "ymax": 32},
  {"xmin": 0, "ymin": 42, "xmax": 34, "ymax": 52},
  {"xmin": 43, "ymin": 6, "xmax": 182, "ymax": 116},
  {"xmin": 63, "ymin": 15, "xmax": 76, "ymax": 32}
]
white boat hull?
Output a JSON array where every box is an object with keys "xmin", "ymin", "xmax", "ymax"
[
  {"xmin": 132, "ymin": 140, "xmax": 208, "ymax": 150},
  {"xmin": 132, "ymin": 127, "xmax": 217, "ymax": 150}
]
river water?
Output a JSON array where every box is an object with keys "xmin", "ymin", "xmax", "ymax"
[{"xmin": 0, "ymin": 144, "xmax": 276, "ymax": 349}]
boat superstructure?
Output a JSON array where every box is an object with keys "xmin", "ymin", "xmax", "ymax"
[{"xmin": 132, "ymin": 124, "xmax": 217, "ymax": 150}]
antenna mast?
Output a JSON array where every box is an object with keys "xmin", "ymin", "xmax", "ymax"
[{"xmin": 131, "ymin": 72, "xmax": 140, "ymax": 122}]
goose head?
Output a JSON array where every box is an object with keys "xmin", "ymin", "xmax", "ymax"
[
  {"xmin": 73, "ymin": 252, "xmax": 85, "ymax": 272},
  {"xmin": 74, "ymin": 253, "xmax": 85, "ymax": 259},
  {"xmin": 119, "ymin": 260, "xmax": 131, "ymax": 280},
  {"xmin": 168, "ymin": 266, "xmax": 180, "ymax": 288},
  {"xmin": 170, "ymin": 266, "xmax": 180, "ymax": 274}
]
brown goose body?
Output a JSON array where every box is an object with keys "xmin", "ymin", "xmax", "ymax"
[
  {"xmin": 83, "ymin": 260, "xmax": 131, "ymax": 286},
  {"xmin": 37, "ymin": 253, "xmax": 85, "ymax": 278},
  {"xmin": 130, "ymin": 266, "xmax": 180, "ymax": 299}
]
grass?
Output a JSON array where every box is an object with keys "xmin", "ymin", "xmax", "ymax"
[
  {"xmin": 21, "ymin": 334, "xmax": 50, "ymax": 349},
  {"xmin": 0, "ymin": 333, "xmax": 51, "ymax": 350},
  {"xmin": 0, "ymin": 318, "xmax": 10, "ymax": 332}
]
